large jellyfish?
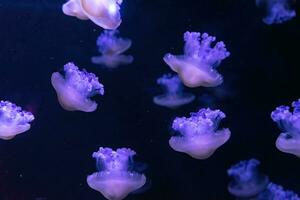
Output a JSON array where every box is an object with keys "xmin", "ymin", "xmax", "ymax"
[
  {"xmin": 163, "ymin": 31, "xmax": 230, "ymax": 88},
  {"xmin": 227, "ymin": 159, "xmax": 270, "ymax": 199},
  {"xmin": 271, "ymin": 99, "xmax": 300, "ymax": 157},
  {"xmin": 153, "ymin": 74, "xmax": 195, "ymax": 108},
  {"xmin": 258, "ymin": 183, "xmax": 300, "ymax": 200},
  {"xmin": 62, "ymin": 0, "xmax": 123, "ymax": 29},
  {"xmin": 87, "ymin": 147, "xmax": 146, "ymax": 200},
  {"xmin": 91, "ymin": 30, "xmax": 133, "ymax": 68},
  {"xmin": 256, "ymin": 0, "xmax": 296, "ymax": 24},
  {"xmin": 51, "ymin": 62, "xmax": 104, "ymax": 112},
  {"xmin": 169, "ymin": 108, "xmax": 231, "ymax": 159},
  {"xmin": 0, "ymin": 101, "xmax": 35, "ymax": 140}
]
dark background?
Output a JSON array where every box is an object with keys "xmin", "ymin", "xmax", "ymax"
[{"xmin": 0, "ymin": 0, "xmax": 300, "ymax": 199}]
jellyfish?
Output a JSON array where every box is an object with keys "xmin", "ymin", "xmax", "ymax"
[
  {"xmin": 169, "ymin": 108, "xmax": 231, "ymax": 159},
  {"xmin": 62, "ymin": 0, "xmax": 123, "ymax": 30},
  {"xmin": 87, "ymin": 147, "xmax": 147, "ymax": 200},
  {"xmin": 163, "ymin": 31, "xmax": 230, "ymax": 88},
  {"xmin": 153, "ymin": 74, "xmax": 195, "ymax": 108},
  {"xmin": 271, "ymin": 99, "xmax": 300, "ymax": 157},
  {"xmin": 91, "ymin": 30, "xmax": 133, "ymax": 68},
  {"xmin": 227, "ymin": 159, "xmax": 270, "ymax": 199},
  {"xmin": 51, "ymin": 62, "xmax": 104, "ymax": 112},
  {"xmin": 0, "ymin": 101, "xmax": 35, "ymax": 140},
  {"xmin": 256, "ymin": 0, "xmax": 296, "ymax": 24},
  {"xmin": 258, "ymin": 183, "xmax": 300, "ymax": 200}
]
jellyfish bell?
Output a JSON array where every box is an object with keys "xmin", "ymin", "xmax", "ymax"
[
  {"xmin": 275, "ymin": 133, "xmax": 300, "ymax": 158},
  {"xmin": 91, "ymin": 54, "xmax": 133, "ymax": 68}
]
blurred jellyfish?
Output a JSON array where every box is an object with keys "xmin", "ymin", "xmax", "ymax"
[
  {"xmin": 87, "ymin": 147, "xmax": 147, "ymax": 200},
  {"xmin": 0, "ymin": 101, "xmax": 34, "ymax": 140},
  {"xmin": 163, "ymin": 31, "xmax": 230, "ymax": 88},
  {"xmin": 62, "ymin": 0, "xmax": 123, "ymax": 29},
  {"xmin": 256, "ymin": 0, "xmax": 296, "ymax": 24},
  {"xmin": 91, "ymin": 30, "xmax": 133, "ymax": 68},
  {"xmin": 271, "ymin": 99, "xmax": 300, "ymax": 157},
  {"xmin": 170, "ymin": 108, "xmax": 231, "ymax": 159},
  {"xmin": 258, "ymin": 183, "xmax": 300, "ymax": 200},
  {"xmin": 153, "ymin": 74, "xmax": 195, "ymax": 109},
  {"xmin": 51, "ymin": 62, "xmax": 104, "ymax": 112},
  {"xmin": 227, "ymin": 159, "xmax": 269, "ymax": 199}
]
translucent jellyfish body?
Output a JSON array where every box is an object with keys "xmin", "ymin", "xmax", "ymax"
[
  {"xmin": 258, "ymin": 183, "xmax": 300, "ymax": 200},
  {"xmin": 51, "ymin": 62, "xmax": 104, "ymax": 112},
  {"xmin": 0, "ymin": 101, "xmax": 34, "ymax": 140},
  {"xmin": 170, "ymin": 108, "xmax": 231, "ymax": 159},
  {"xmin": 91, "ymin": 30, "xmax": 133, "ymax": 68},
  {"xmin": 271, "ymin": 99, "xmax": 300, "ymax": 157},
  {"xmin": 87, "ymin": 147, "xmax": 146, "ymax": 200},
  {"xmin": 163, "ymin": 31, "xmax": 230, "ymax": 88},
  {"xmin": 227, "ymin": 159, "xmax": 269, "ymax": 199},
  {"xmin": 62, "ymin": 0, "xmax": 123, "ymax": 29},
  {"xmin": 256, "ymin": 0, "xmax": 296, "ymax": 24},
  {"xmin": 153, "ymin": 74, "xmax": 195, "ymax": 108}
]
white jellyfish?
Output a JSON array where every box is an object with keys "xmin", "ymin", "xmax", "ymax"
[
  {"xmin": 256, "ymin": 0, "xmax": 296, "ymax": 24},
  {"xmin": 62, "ymin": 0, "xmax": 123, "ymax": 30},
  {"xmin": 87, "ymin": 147, "xmax": 146, "ymax": 200},
  {"xmin": 271, "ymin": 99, "xmax": 300, "ymax": 157},
  {"xmin": 153, "ymin": 74, "xmax": 195, "ymax": 109},
  {"xmin": 163, "ymin": 31, "xmax": 230, "ymax": 88},
  {"xmin": 51, "ymin": 62, "xmax": 104, "ymax": 112},
  {"xmin": 227, "ymin": 159, "xmax": 270, "ymax": 199},
  {"xmin": 169, "ymin": 108, "xmax": 231, "ymax": 159},
  {"xmin": 91, "ymin": 30, "xmax": 133, "ymax": 68},
  {"xmin": 258, "ymin": 183, "xmax": 300, "ymax": 200},
  {"xmin": 0, "ymin": 101, "xmax": 34, "ymax": 140}
]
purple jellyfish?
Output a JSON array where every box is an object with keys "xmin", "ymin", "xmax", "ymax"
[
  {"xmin": 170, "ymin": 108, "xmax": 231, "ymax": 159},
  {"xmin": 62, "ymin": 0, "xmax": 123, "ymax": 30},
  {"xmin": 258, "ymin": 183, "xmax": 300, "ymax": 200},
  {"xmin": 163, "ymin": 31, "xmax": 230, "ymax": 88},
  {"xmin": 91, "ymin": 30, "xmax": 133, "ymax": 68},
  {"xmin": 153, "ymin": 74, "xmax": 195, "ymax": 109},
  {"xmin": 0, "ymin": 101, "xmax": 34, "ymax": 140},
  {"xmin": 256, "ymin": 0, "xmax": 296, "ymax": 24},
  {"xmin": 87, "ymin": 147, "xmax": 146, "ymax": 200},
  {"xmin": 51, "ymin": 62, "xmax": 104, "ymax": 112},
  {"xmin": 271, "ymin": 99, "xmax": 300, "ymax": 157},
  {"xmin": 227, "ymin": 159, "xmax": 269, "ymax": 199}
]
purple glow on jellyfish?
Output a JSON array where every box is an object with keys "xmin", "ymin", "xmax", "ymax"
[
  {"xmin": 271, "ymin": 99, "xmax": 300, "ymax": 157},
  {"xmin": 87, "ymin": 147, "xmax": 146, "ymax": 200},
  {"xmin": 91, "ymin": 30, "xmax": 133, "ymax": 68},
  {"xmin": 51, "ymin": 62, "xmax": 104, "ymax": 112},
  {"xmin": 258, "ymin": 183, "xmax": 300, "ymax": 200},
  {"xmin": 227, "ymin": 159, "xmax": 269, "ymax": 199},
  {"xmin": 170, "ymin": 108, "xmax": 231, "ymax": 159},
  {"xmin": 0, "ymin": 101, "xmax": 34, "ymax": 140},
  {"xmin": 62, "ymin": 0, "xmax": 123, "ymax": 30},
  {"xmin": 153, "ymin": 74, "xmax": 195, "ymax": 108},
  {"xmin": 163, "ymin": 31, "xmax": 230, "ymax": 88},
  {"xmin": 256, "ymin": 0, "xmax": 296, "ymax": 24}
]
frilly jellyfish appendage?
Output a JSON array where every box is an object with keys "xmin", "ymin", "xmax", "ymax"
[
  {"xmin": 169, "ymin": 108, "xmax": 231, "ymax": 159},
  {"xmin": 227, "ymin": 159, "xmax": 269, "ymax": 198},
  {"xmin": 271, "ymin": 99, "xmax": 300, "ymax": 157},
  {"xmin": 163, "ymin": 31, "xmax": 230, "ymax": 88},
  {"xmin": 153, "ymin": 74, "xmax": 195, "ymax": 108},
  {"xmin": 51, "ymin": 62, "xmax": 104, "ymax": 112},
  {"xmin": 62, "ymin": 0, "xmax": 123, "ymax": 30},
  {"xmin": 91, "ymin": 30, "xmax": 134, "ymax": 68},
  {"xmin": 258, "ymin": 183, "xmax": 300, "ymax": 200},
  {"xmin": 87, "ymin": 147, "xmax": 146, "ymax": 200},
  {"xmin": 256, "ymin": 0, "xmax": 296, "ymax": 24},
  {"xmin": 0, "ymin": 101, "xmax": 35, "ymax": 140}
]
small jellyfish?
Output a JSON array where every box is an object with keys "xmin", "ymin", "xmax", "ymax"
[
  {"xmin": 153, "ymin": 74, "xmax": 195, "ymax": 109},
  {"xmin": 256, "ymin": 0, "xmax": 296, "ymax": 24},
  {"xmin": 170, "ymin": 108, "xmax": 231, "ymax": 159},
  {"xmin": 227, "ymin": 159, "xmax": 269, "ymax": 199},
  {"xmin": 258, "ymin": 183, "xmax": 300, "ymax": 200},
  {"xmin": 91, "ymin": 30, "xmax": 133, "ymax": 68},
  {"xmin": 62, "ymin": 0, "xmax": 123, "ymax": 30},
  {"xmin": 271, "ymin": 99, "xmax": 300, "ymax": 157},
  {"xmin": 163, "ymin": 31, "xmax": 230, "ymax": 88},
  {"xmin": 51, "ymin": 62, "xmax": 104, "ymax": 112},
  {"xmin": 0, "ymin": 101, "xmax": 35, "ymax": 140},
  {"xmin": 87, "ymin": 147, "xmax": 146, "ymax": 200}
]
